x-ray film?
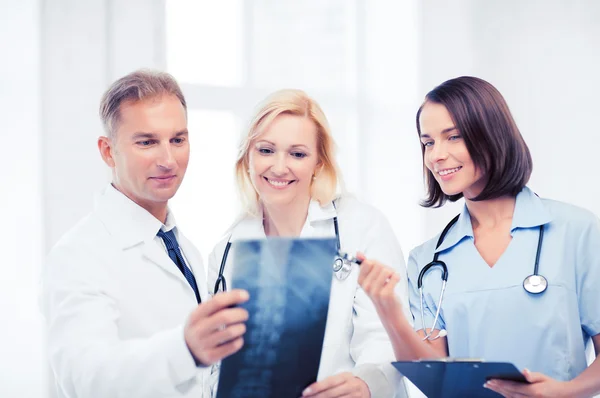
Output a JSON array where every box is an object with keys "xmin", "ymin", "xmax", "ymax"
[{"xmin": 216, "ymin": 237, "xmax": 336, "ymax": 398}]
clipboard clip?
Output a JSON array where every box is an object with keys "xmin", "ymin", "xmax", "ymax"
[{"xmin": 415, "ymin": 357, "xmax": 485, "ymax": 363}]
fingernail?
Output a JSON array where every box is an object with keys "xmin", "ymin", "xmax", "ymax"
[
  {"xmin": 240, "ymin": 291, "xmax": 249, "ymax": 300},
  {"xmin": 302, "ymin": 387, "xmax": 311, "ymax": 395},
  {"xmin": 483, "ymin": 383, "xmax": 489, "ymax": 389}
]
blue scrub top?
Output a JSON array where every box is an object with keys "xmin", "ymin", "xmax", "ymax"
[{"xmin": 408, "ymin": 187, "xmax": 600, "ymax": 381}]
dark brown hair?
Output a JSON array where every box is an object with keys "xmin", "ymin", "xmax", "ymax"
[{"xmin": 417, "ymin": 76, "xmax": 532, "ymax": 208}]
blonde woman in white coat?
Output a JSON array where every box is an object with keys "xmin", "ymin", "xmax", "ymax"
[{"xmin": 207, "ymin": 89, "xmax": 411, "ymax": 398}]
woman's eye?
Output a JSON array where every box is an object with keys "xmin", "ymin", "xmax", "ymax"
[
  {"xmin": 422, "ymin": 141, "xmax": 433, "ymax": 147},
  {"xmin": 291, "ymin": 152, "xmax": 307, "ymax": 159},
  {"xmin": 258, "ymin": 148, "xmax": 274, "ymax": 154},
  {"xmin": 449, "ymin": 135, "xmax": 462, "ymax": 141}
]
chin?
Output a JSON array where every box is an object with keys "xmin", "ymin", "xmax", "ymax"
[
  {"xmin": 260, "ymin": 193, "xmax": 295, "ymax": 208},
  {"xmin": 441, "ymin": 189, "xmax": 463, "ymax": 197},
  {"xmin": 149, "ymin": 190, "xmax": 177, "ymax": 203},
  {"xmin": 438, "ymin": 183, "xmax": 466, "ymax": 197}
]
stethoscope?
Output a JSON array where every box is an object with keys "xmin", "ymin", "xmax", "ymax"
[
  {"xmin": 213, "ymin": 204, "xmax": 357, "ymax": 295},
  {"xmin": 419, "ymin": 214, "xmax": 547, "ymax": 341}
]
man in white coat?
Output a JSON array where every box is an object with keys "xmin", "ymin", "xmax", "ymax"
[{"xmin": 41, "ymin": 70, "xmax": 249, "ymax": 398}]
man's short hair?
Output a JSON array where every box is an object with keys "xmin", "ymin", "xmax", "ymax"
[{"xmin": 99, "ymin": 69, "xmax": 187, "ymax": 137}]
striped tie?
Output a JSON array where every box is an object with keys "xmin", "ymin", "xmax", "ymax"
[{"xmin": 156, "ymin": 229, "xmax": 201, "ymax": 303}]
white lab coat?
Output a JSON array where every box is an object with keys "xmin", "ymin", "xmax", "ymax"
[
  {"xmin": 41, "ymin": 185, "xmax": 210, "ymax": 398},
  {"xmin": 208, "ymin": 196, "xmax": 411, "ymax": 398}
]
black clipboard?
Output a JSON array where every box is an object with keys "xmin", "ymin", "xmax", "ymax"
[{"xmin": 392, "ymin": 360, "xmax": 528, "ymax": 398}]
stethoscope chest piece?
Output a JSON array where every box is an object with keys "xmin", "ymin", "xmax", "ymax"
[
  {"xmin": 333, "ymin": 255, "xmax": 353, "ymax": 280},
  {"xmin": 523, "ymin": 274, "xmax": 548, "ymax": 294},
  {"xmin": 333, "ymin": 257, "xmax": 344, "ymax": 272}
]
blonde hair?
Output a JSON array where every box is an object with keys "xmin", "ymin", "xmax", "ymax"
[{"xmin": 235, "ymin": 89, "xmax": 342, "ymax": 215}]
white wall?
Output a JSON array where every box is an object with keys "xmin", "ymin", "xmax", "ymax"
[
  {"xmin": 361, "ymin": 0, "xmax": 426, "ymax": 257},
  {"xmin": 1, "ymin": 1, "xmax": 46, "ymax": 397},
  {"xmin": 41, "ymin": 0, "xmax": 110, "ymax": 254}
]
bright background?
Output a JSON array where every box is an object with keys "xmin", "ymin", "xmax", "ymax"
[{"xmin": 2, "ymin": 0, "xmax": 600, "ymax": 396}]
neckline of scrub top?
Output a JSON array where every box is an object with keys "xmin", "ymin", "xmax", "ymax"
[
  {"xmin": 96, "ymin": 183, "xmax": 173, "ymax": 249},
  {"xmin": 434, "ymin": 186, "xmax": 553, "ymax": 254},
  {"xmin": 228, "ymin": 198, "xmax": 339, "ymax": 241}
]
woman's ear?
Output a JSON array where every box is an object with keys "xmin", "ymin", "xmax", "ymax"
[{"xmin": 313, "ymin": 163, "xmax": 324, "ymax": 178}]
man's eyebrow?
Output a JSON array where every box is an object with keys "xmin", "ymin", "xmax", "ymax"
[
  {"xmin": 131, "ymin": 131, "xmax": 188, "ymax": 140},
  {"xmin": 131, "ymin": 132, "xmax": 157, "ymax": 140}
]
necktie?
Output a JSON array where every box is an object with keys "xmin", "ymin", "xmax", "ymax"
[{"xmin": 156, "ymin": 229, "xmax": 201, "ymax": 303}]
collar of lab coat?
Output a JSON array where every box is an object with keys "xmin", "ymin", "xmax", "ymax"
[
  {"xmin": 95, "ymin": 184, "xmax": 168, "ymax": 249},
  {"xmin": 229, "ymin": 199, "xmax": 338, "ymax": 241},
  {"xmin": 434, "ymin": 186, "xmax": 553, "ymax": 254},
  {"xmin": 308, "ymin": 199, "xmax": 338, "ymax": 222}
]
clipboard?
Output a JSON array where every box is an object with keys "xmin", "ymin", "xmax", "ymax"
[{"xmin": 392, "ymin": 359, "xmax": 528, "ymax": 398}]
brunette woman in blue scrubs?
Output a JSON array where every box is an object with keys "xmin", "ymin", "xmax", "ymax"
[{"xmin": 358, "ymin": 76, "xmax": 600, "ymax": 398}]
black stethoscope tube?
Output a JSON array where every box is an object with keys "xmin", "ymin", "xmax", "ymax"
[
  {"xmin": 214, "ymin": 212, "xmax": 346, "ymax": 294},
  {"xmin": 419, "ymin": 215, "xmax": 547, "ymax": 302},
  {"xmin": 418, "ymin": 214, "xmax": 547, "ymax": 340}
]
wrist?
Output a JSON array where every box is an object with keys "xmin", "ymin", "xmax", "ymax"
[
  {"xmin": 377, "ymin": 305, "xmax": 410, "ymax": 336},
  {"xmin": 563, "ymin": 379, "xmax": 587, "ymax": 398},
  {"xmin": 355, "ymin": 377, "xmax": 371, "ymax": 398},
  {"xmin": 372, "ymin": 297, "xmax": 403, "ymax": 322},
  {"xmin": 188, "ymin": 346, "xmax": 202, "ymax": 367},
  {"xmin": 184, "ymin": 332, "xmax": 203, "ymax": 367}
]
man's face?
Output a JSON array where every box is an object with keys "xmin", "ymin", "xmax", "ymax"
[{"xmin": 101, "ymin": 95, "xmax": 189, "ymax": 216}]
